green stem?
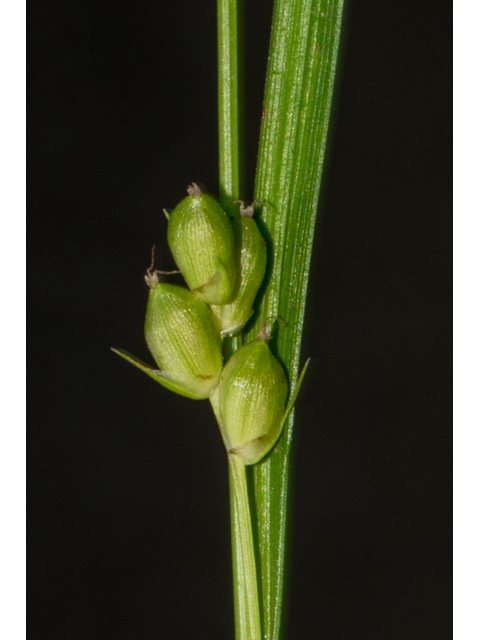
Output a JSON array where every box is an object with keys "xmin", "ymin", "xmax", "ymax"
[
  {"xmin": 217, "ymin": 0, "xmax": 241, "ymax": 212},
  {"xmin": 228, "ymin": 454, "xmax": 262, "ymax": 640},
  {"xmin": 217, "ymin": 3, "xmax": 250, "ymax": 635}
]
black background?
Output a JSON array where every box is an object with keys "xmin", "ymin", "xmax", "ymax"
[{"xmin": 29, "ymin": 1, "xmax": 451, "ymax": 638}]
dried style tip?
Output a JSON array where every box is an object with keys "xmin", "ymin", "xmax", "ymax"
[
  {"xmin": 144, "ymin": 271, "xmax": 159, "ymax": 288},
  {"xmin": 257, "ymin": 320, "xmax": 271, "ymax": 343},
  {"xmin": 144, "ymin": 245, "xmax": 180, "ymax": 288},
  {"xmin": 234, "ymin": 200, "xmax": 255, "ymax": 218},
  {"xmin": 234, "ymin": 200, "xmax": 267, "ymax": 217},
  {"xmin": 144, "ymin": 245, "xmax": 159, "ymax": 288},
  {"xmin": 257, "ymin": 316, "xmax": 286, "ymax": 343},
  {"xmin": 186, "ymin": 182, "xmax": 202, "ymax": 197}
]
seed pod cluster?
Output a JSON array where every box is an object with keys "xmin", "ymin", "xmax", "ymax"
[
  {"xmin": 165, "ymin": 185, "xmax": 268, "ymax": 340},
  {"xmin": 114, "ymin": 184, "xmax": 303, "ymax": 465}
]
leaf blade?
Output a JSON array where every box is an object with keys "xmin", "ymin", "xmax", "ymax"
[{"xmin": 250, "ymin": 1, "xmax": 345, "ymax": 637}]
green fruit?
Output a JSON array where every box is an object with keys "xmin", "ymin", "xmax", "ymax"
[
  {"xmin": 215, "ymin": 336, "xmax": 288, "ymax": 464},
  {"xmin": 167, "ymin": 183, "xmax": 236, "ymax": 305},
  {"xmin": 211, "ymin": 202, "xmax": 267, "ymax": 337},
  {"xmin": 114, "ymin": 280, "xmax": 223, "ymax": 400}
]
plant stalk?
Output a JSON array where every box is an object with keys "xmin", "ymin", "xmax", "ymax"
[
  {"xmin": 217, "ymin": 0, "xmax": 241, "ymax": 212},
  {"xmin": 228, "ymin": 454, "xmax": 262, "ymax": 640},
  {"xmin": 218, "ymin": 2, "xmax": 258, "ymax": 637}
]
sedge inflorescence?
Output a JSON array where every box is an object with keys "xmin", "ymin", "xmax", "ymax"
[{"xmin": 114, "ymin": 183, "xmax": 290, "ymax": 464}]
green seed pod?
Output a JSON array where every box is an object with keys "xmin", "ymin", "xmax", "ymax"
[
  {"xmin": 113, "ymin": 277, "xmax": 223, "ymax": 400},
  {"xmin": 211, "ymin": 202, "xmax": 267, "ymax": 337},
  {"xmin": 167, "ymin": 183, "xmax": 236, "ymax": 305},
  {"xmin": 214, "ymin": 324, "xmax": 288, "ymax": 465}
]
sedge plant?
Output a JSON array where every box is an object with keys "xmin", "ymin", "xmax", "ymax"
[{"xmin": 114, "ymin": 0, "xmax": 344, "ymax": 638}]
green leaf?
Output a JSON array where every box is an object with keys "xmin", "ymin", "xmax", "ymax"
[{"xmin": 248, "ymin": 1, "xmax": 345, "ymax": 637}]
